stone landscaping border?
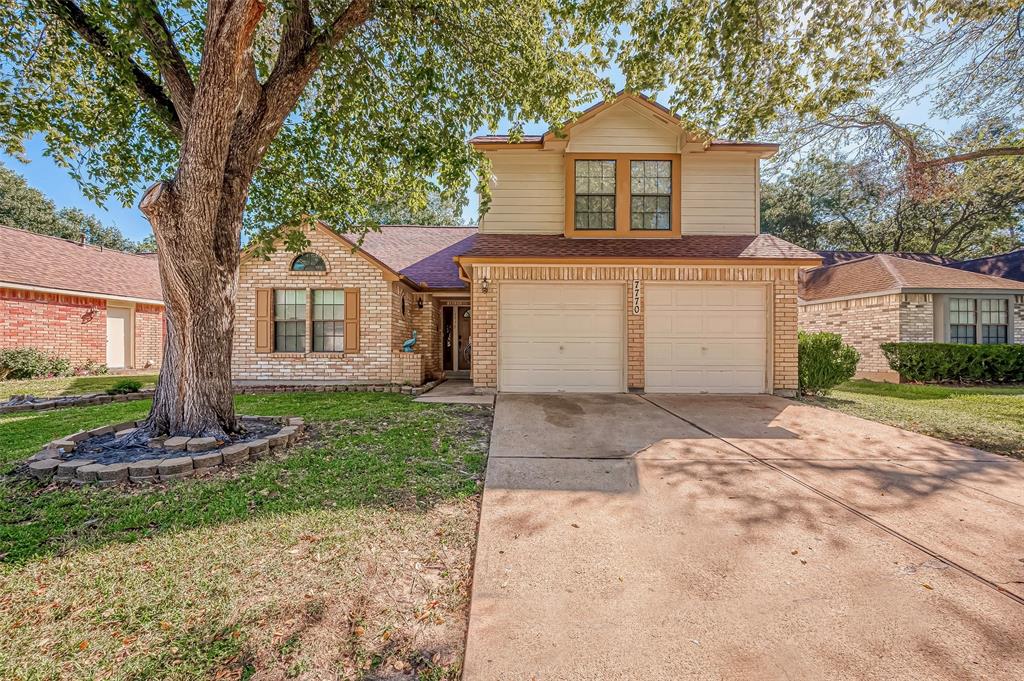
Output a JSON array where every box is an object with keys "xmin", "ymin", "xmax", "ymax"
[
  {"xmin": 232, "ymin": 379, "xmax": 442, "ymax": 396},
  {"xmin": 24, "ymin": 415, "xmax": 305, "ymax": 487},
  {"xmin": 0, "ymin": 380, "xmax": 443, "ymax": 414},
  {"xmin": 0, "ymin": 390, "xmax": 153, "ymax": 414}
]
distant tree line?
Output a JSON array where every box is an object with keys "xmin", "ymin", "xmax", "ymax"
[{"xmin": 0, "ymin": 163, "xmax": 155, "ymax": 252}]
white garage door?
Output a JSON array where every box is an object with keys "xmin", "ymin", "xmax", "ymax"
[
  {"xmin": 500, "ymin": 283, "xmax": 624, "ymax": 392},
  {"xmin": 645, "ymin": 284, "xmax": 767, "ymax": 393}
]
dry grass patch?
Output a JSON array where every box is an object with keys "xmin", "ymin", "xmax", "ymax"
[{"xmin": 0, "ymin": 500, "xmax": 477, "ymax": 680}]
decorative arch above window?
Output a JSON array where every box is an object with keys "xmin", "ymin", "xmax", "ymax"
[{"xmin": 291, "ymin": 253, "xmax": 326, "ymax": 272}]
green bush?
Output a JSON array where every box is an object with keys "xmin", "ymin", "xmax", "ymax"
[
  {"xmin": 881, "ymin": 342, "xmax": 1024, "ymax": 383},
  {"xmin": 107, "ymin": 378, "xmax": 144, "ymax": 395},
  {"xmin": 75, "ymin": 360, "xmax": 109, "ymax": 376},
  {"xmin": 0, "ymin": 348, "xmax": 73, "ymax": 381},
  {"xmin": 798, "ymin": 331, "xmax": 860, "ymax": 395}
]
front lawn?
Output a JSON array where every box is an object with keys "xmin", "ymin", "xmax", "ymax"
[
  {"xmin": 0, "ymin": 373, "xmax": 159, "ymax": 401},
  {"xmin": 804, "ymin": 380, "xmax": 1024, "ymax": 459},
  {"xmin": 0, "ymin": 392, "xmax": 491, "ymax": 680}
]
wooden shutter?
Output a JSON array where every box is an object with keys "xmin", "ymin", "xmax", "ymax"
[
  {"xmin": 255, "ymin": 289, "xmax": 273, "ymax": 353},
  {"xmin": 344, "ymin": 288, "xmax": 360, "ymax": 353}
]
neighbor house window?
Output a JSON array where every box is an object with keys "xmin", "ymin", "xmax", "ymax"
[
  {"xmin": 312, "ymin": 289, "xmax": 345, "ymax": 351},
  {"xmin": 291, "ymin": 252, "xmax": 326, "ymax": 271},
  {"xmin": 574, "ymin": 160, "xmax": 616, "ymax": 230},
  {"xmin": 980, "ymin": 298, "xmax": 1009, "ymax": 344},
  {"xmin": 630, "ymin": 160, "xmax": 671, "ymax": 230},
  {"xmin": 949, "ymin": 297, "xmax": 1010, "ymax": 345},
  {"xmin": 274, "ymin": 289, "xmax": 306, "ymax": 352}
]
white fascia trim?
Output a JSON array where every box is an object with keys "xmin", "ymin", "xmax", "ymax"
[{"xmin": 0, "ymin": 281, "xmax": 164, "ymax": 306}]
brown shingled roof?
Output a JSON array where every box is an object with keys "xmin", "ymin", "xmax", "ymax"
[
  {"xmin": 0, "ymin": 225, "xmax": 163, "ymax": 302},
  {"xmin": 800, "ymin": 254, "xmax": 1024, "ymax": 302},
  {"xmin": 339, "ymin": 225, "xmax": 477, "ymax": 289},
  {"xmin": 459, "ymin": 233, "xmax": 819, "ymax": 262}
]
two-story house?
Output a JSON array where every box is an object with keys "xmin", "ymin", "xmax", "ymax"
[{"xmin": 233, "ymin": 93, "xmax": 821, "ymax": 395}]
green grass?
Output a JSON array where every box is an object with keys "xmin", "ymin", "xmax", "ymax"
[
  {"xmin": 0, "ymin": 392, "xmax": 491, "ymax": 680},
  {"xmin": 805, "ymin": 380, "xmax": 1024, "ymax": 459},
  {"xmin": 0, "ymin": 373, "xmax": 159, "ymax": 401}
]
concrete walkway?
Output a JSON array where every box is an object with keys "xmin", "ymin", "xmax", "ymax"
[
  {"xmin": 463, "ymin": 393, "xmax": 1024, "ymax": 680},
  {"xmin": 414, "ymin": 379, "xmax": 495, "ymax": 406}
]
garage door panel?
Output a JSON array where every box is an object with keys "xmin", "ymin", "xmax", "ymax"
[
  {"xmin": 499, "ymin": 284, "xmax": 624, "ymax": 393},
  {"xmin": 645, "ymin": 284, "xmax": 767, "ymax": 394}
]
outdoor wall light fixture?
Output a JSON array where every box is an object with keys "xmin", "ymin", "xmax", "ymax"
[
  {"xmin": 417, "ymin": 297, "xmax": 424, "ymax": 309},
  {"xmin": 481, "ymin": 277, "xmax": 490, "ymax": 293}
]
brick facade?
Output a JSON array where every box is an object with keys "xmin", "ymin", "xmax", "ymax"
[
  {"xmin": 469, "ymin": 264, "xmax": 803, "ymax": 394},
  {"xmin": 899, "ymin": 293, "xmax": 934, "ymax": 343},
  {"xmin": 233, "ymin": 228, "xmax": 436, "ymax": 384},
  {"xmin": 0, "ymin": 287, "xmax": 163, "ymax": 370},
  {"xmin": 1015, "ymin": 296, "xmax": 1024, "ymax": 344},
  {"xmin": 799, "ymin": 294, "xmax": 902, "ymax": 375}
]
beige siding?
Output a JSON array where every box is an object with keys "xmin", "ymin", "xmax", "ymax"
[
  {"xmin": 480, "ymin": 151, "xmax": 564, "ymax": 234},
  {"xmin": 566, "ymin": 102, "xmax": 680, "ymax": 153},
  {"xmin": 681, "ymin": 154, "xmax": 758, "ymax": 235}
]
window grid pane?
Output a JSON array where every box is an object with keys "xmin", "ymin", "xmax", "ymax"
[
  {"xmin": 982, "ymin": 325, "xmax": 1008, "ymax": 344},
  {"xmin": 274, "ymin": 289, "xmax": 306, "ymax": 352},
  {"xmin": 630, "ymin": 160, "xmax": 671, "ymax": 230},
  {"xmin": 312, "ymin": 289, "xmax": 345, "ymax": 351},
  {"xmin": 949, "ymin": 297, "xmax": 975, "ymax": 325},
  {"xmin": 574, "ymin": 160, "xmax": 616, "ymax": 230},
  {"xmin": 950, "ymin": 324, "xmax": 976, "ymax": 344},
  {"xmin": 980, "ymin": 299, "xmax": 1008, "ymax": 325}
]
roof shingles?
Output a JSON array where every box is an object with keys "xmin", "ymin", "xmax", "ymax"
[
  {"xmin": 460, "ymin": 233, "xmax": 819, "ymax": 261},
  {"xmin": 0, "ymin": 225, "xmax": 162, "ymax": 302},
  {"xmin": 339, "ymin": 225, "xmax": 477, "ymax": 289},
  {"xmin": 800, "ymin": 254, "xmax": 1024, "ymax": 301}
]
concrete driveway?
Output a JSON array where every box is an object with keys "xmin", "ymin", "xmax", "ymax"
[{"xmin": 463, "ymin": 393, "xmax": 1024, "ymax": 680}]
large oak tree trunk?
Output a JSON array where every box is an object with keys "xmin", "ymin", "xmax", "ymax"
[{"xmin": 140, "ymin": 180, "xmax": 247, "ymax": 438}]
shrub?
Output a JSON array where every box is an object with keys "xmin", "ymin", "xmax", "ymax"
[
  {"xmin": 881, "ymin": 343, "xmax": 1024, "ymax": 383},
  {"xmin": 75, "ymin": 360, "xmax": 109, "ymax": 376},
  {"xmin": 0, "ymin": 348, "xmax": 73, "ymax": 381},
  {"xmin": 107, "ymin": 378, "xmax": 144, "ymax": 395},
  {"xmin": 798, "ymin": 331, "xmax": 860, "ymax": 395}
]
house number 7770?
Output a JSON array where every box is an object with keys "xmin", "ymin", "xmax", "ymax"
[{"xmin": 631, "ymin": 280, "xmax": 641, "ymax": 315}]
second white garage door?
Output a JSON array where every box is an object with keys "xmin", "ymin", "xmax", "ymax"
[
  {"xmin": 645, "ymin": 283, "xmax": 768, "ymax": 393},
  {"xmin": 499, "ymin": 283, "xmax": 624, "ymax": 392}
]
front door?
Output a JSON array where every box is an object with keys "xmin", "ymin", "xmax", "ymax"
[
  {"xmin": 106, "ymin": 306, "xmax": 131, "ymax": 369},
  {"xmin": 457, "ymin": 306, "xmax": 472, "ymax": 371}
]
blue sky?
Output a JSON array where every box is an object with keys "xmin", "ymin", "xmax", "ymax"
[{"xmin": 1, "ymin": 69, "xmax": 953, "ymax": 240}]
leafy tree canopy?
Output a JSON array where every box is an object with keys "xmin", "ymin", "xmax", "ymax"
[
  {"xmin": 761, "ymin": 120, "xmax": 1024, "ymax": 258},
  {"xmin": 0, "ymin": 0, "xmax": 916, "ymax": 250},
  {"xmin": 0, "ymin": 162, "xmax": 144, "ymax": 251},
  {"xmin": 367, "ymin": 191, "xmax": 468, "ymax": 226}
]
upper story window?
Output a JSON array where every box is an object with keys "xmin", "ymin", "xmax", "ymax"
[
  {"xmin": 630, "ymin": 160, "xmax": 672, "ymax": 230},
  {"xmin": 574, "ymin": 160, "xmax": 616, "ymax": 230},
  {"xmin": 949, "ymin": 297, "xmax": 1009, "ymax": 344},
  {"xmin": 291, "ymin": 252, "xmax": 326, "ymax": 271}
]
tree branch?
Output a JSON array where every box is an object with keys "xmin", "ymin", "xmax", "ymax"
[
  {"xmin": 916, "ymin": 146, "xmax": 1024, "ymax": 167},
  {"xmin": 44, "ymin": 0, "xmax": 182, "ymax": 136},
  {"xmin": 134, "ymin": 0, "xmax": 196, "ymax": 128}
]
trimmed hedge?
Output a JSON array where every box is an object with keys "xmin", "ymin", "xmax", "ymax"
[
  {"xmin": 798, "ymin": 331, "xmax": 860, "ymax": 395},
  {"xmin": 881, "ymin": 342, "xmax": 1024, "ymax": 383}
]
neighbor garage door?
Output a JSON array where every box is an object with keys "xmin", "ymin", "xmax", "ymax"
[
  {"xmin": 645, "ymin": 283, "xmax": 767, "ymax": 393},
  {"xmin": 499, "ymin": 283, "xmax": 624, "ymax": 392}
]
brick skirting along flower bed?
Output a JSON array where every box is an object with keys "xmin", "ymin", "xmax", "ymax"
[{"xmin": 22, "ymin": 416, "xmax": 305, "ymax": 487}]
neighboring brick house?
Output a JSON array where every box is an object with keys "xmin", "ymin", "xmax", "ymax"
[
  {"xmin": 235, "ymin": 93, "xmax": 821, "ymax": 395},
  {"xmin": 799, "ymin": 254, "xmax": 1024, "ymax": 382},
  {"xmin": 0, "ymin": 225, "xmax": 165, "ymax": 370}
]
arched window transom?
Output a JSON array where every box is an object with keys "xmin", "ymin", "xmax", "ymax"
[{"xmin": 291, "ymin": 252, "xmax": 326, "ymax": 272}]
